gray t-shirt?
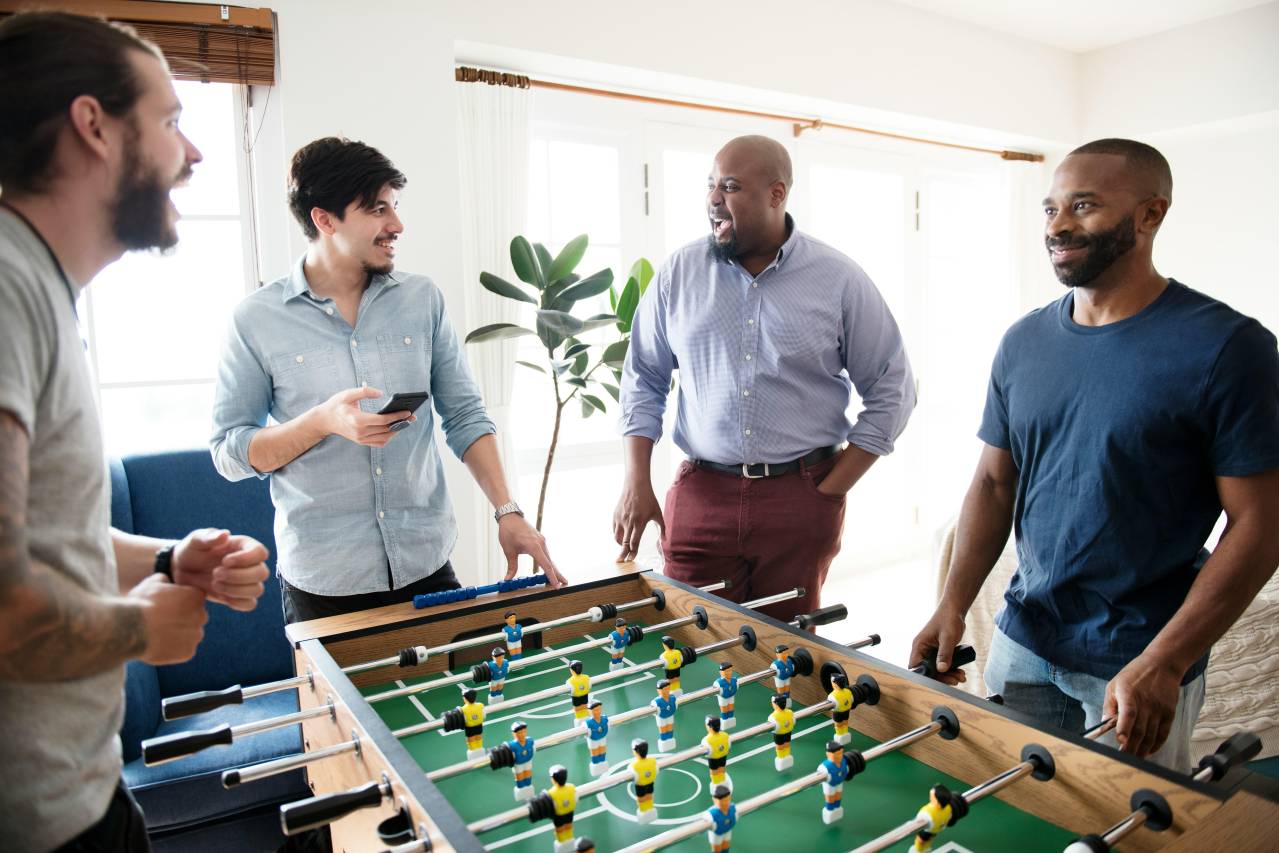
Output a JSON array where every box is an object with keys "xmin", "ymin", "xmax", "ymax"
[{"xmin": 0, "ymin": 207, "xmax": 123, "ymax": 851}]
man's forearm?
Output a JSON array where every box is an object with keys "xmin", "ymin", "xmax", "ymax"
[
  {"xmin": 939, "ymin": 470, "xmax": 1016, "ymax": 616},
  {"xmin": 820, "ymin": 445, "xmax": 878, "ymax": 494},
  {"xmin": 623, "ymin": 436, "xmax": 656, "ymax": 485},
  {"xmin": 0, "ymin": 557, "xmax": 145, "ymax": 682},
  {"xmin": 462, "ymin": 434, "xmax": 512, "ymax": 509},
  {"xmin": 247, "ymin": 408, "xmax": 329, "ymax": 473}
]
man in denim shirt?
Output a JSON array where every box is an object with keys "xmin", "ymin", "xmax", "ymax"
[{"xmin": 212, "ymin": 138, "xmax": 564, "ymax": 621}]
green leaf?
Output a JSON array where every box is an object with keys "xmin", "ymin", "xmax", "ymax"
[
  {"xmin": 581, "ymin": 393, "xmax": 606, "ymax": 415},
  {"xmin": 580, "ymin": 397, "xmax": 595, "ymax": 418},
  {"xmin": 570, "ymin": 352, "xmax": 587, "ymax": 375},
  {"xmin": 465, "ymin": 323, "xmax": 538, "ymax": 344},
  {"xmin": 536, "ymin": 309, "xmax": 584, "ymax": 335},
  {"xmin": 563, "ymin": 376, "xmax": 588, "ymax": 388},
  {"xmin": 516, "ymin": 360, "xmax": 545, "ymax": 374},
  {"xmin": 542, "ymin": 274, "xmax": 579, "ymax": 309},
  {"xmin": 601, "ymin": 340, "xmax": 629, "ymax": 367},
  {"xmin": 509, "ymin": 236, "xmax": 544, "ymax": 289},
  {"xmin": 534, "ymin": 243, "xmax": 554, "ymax": 288},
  {"xmin": 600, "ymin": 383, "xmax": 620, "ymax": 402},
  {"xmin": 577, "ymin": 314, "xmax": 619, "ymax": 335},
  {"xmin": 558, "ymin": 268, "xmax": 614, "ymax": 305},
  {"xmin": 630, "ymin": 258, "xmax": 655, "ymax": 294},
  {"xmin": 616, "ymin": 277, "xmax": 639, "ymax": 332},
  {"xmin": 562, "ymin": 342, "xmax": 589, "ymax": 358},
  {"xmin": 535, "ymin": 316, "xmax": 564, "ymax": 352},
  {"xmin": 548, "ymin": 234, "xmax": 588, "ymax": 283},
  {"xmin": 479, "ymin": 271, "xmax": 537, "ymax": 304},
  {"xmin": 609, "ymin": 287, "xmax": 618, "ymax": 312}
]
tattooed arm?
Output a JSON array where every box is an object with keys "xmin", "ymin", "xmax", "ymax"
[{"xmin": 0, "ymin": 410, "xmax": 207, "ymax": 682}]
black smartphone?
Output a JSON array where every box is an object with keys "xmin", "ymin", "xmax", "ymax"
[{"xmin": 377, "ymin": 391, "xmax": 430, "ymax": 431}]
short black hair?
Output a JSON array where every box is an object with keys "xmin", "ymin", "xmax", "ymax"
[
  {"xmin": 705, "ymin": 715, "xmax": 721, "ymax": 732},
  {"xmin": 288, "ymin": 137, "xmax": 406, "ymax": 240},
  {"xmin": 550, "ymin": 765, "xmax": 568, "ymax": 785},
  {"xmin": 461, "ymin": 687, "xmax": 477, "ymax": 702},
  {"xmin": 511, "ymin": 721, "xmax": 527, "ymax": 734},
  {"xmin": 713, "ymin": 785, "xmax": 731, "ymax": 800},
  {"xmin": 771, "ymin": 694, "xmax": 787, "ymax": 709},
  {"xmin": 0, "ymin": 11, "xmax": 163, "ymax": 195},
  {"xmin": 492, "ymin": 647, "xmax": 505, "ymax": 657},
  {"xmin": 569, "ymin": 660, "xmax": 583, "ymax": 674},
  {"xmin": 631, "ymin": 738, "xmax": 649, "ymax": 757},
  {"xmin": 1068, "ymin": 138, "xmax": 1173, "ymax": 199}
]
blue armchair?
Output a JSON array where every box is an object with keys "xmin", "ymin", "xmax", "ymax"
[{"xmin": 111, "ymin": 450, "xmax": 310, "ymax": 851}]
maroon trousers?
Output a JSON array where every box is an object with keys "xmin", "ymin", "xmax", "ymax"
[{"xmin": 660, "ymin": 455, "xmax": 845, "ymax": 625}]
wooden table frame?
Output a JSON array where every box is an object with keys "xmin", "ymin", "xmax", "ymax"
[{"xmin": 284, "ymin": 572, "xmax": 1279, "ymax": 852}]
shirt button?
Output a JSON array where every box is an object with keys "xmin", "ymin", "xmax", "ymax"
[
  {"xmin": 744, "ymin": 428, "xmax": 752, "ymax": 435},
  {"xmin": 361, "ymin": 380, "xmax": 368, "ymax": 387},
  {"xmin": 378, "ymin": 511, "xmax": 385, "ymax": 519},
  {"xmin": 376, "ymin": 467, "xmax": 383, "ymax": 476},
  {"xmin": 743, "ymin": 390, "xmax": 750, "ymax": 397},
  {"xmin": 744, "ymin": 354, "xmax": 752, "ymax": 361},
  {"xmin": 351, "ymin": 339, "xmax": 359, "ymax": 348},
  {"xmin": 752, "ymin": 282, "xmax": 758, "ymax": 289},
  {"xmin": 403, "ymin": 336, "xmax": 412, "ymax": 345},
  {"xmin": 295, "ymin": 355, "xmax": 304, "ymax": 364},
  {"xmin": 747, "ymin": 319, "xmax": 754, "ymax": 325},
  {"xmin": 325, "ymin": 307, "xmax": 334, "ymax": 316}
]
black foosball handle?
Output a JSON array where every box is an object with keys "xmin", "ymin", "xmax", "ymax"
[
  {"xmin": 142, "ymin": 724, "xmax": 233, "ymax": 765},
  {"xmin": 1195, "ymin": 731, "xmax": 1262, "ymax": 781},
  {"xmin": 281, "ymin": 778, "xmax": 387, "ymax": 836},
  {"xmin": 162, "ymin": 685, "xmax": 243, "ymax": 719},
  {"xmin": 793, "ymin": 604, "xmax": 848, "ymax": 630},
  {"xmin": 911, "ymin": 644, "xmax": 977, "ymax": 680}
]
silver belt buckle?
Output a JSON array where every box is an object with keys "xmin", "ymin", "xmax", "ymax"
[{"xmin": 741, "ymin": 463, "xmax": 770, "ymax": 479}]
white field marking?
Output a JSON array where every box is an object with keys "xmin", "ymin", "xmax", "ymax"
[
  {"xmin": 394, "ymin": 680, "xmax": 436, "ymax": 723},
  {"xmin": 933, "ymin": 844, "xmax": 976, "ymax": 853},
  {"xmin": 439, "ymin": 673, "xmax": 655, "ymax": 734},
  {"xmin": 594, "ymin": 760, "xmax": 711, "ymax": 826},
  {"xmin": 483, "ymin": 803, "xmax": 610, "ymax": 850}
]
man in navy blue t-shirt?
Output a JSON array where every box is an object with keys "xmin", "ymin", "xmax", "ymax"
[{"xmin": 911, "ymin": 138, "xmax": 1279, "ymax": 770}]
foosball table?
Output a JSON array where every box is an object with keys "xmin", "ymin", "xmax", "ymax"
[{"xmin": 145, "ymin": 571, "xmax": 1279, "ymax": 852}]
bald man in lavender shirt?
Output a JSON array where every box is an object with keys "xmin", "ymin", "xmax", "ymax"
[{"xmin": 614, "ymin": 135, "xmax": 916, "ymax": 621}]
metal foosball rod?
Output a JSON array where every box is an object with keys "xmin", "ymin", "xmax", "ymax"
[
  {"xmin": 1061, "ymin": 731, "xmax": 1260, "ymax": 853},
  {"xmin": 160, "ymin": 579, "xmax": 729, "ymax": 720},
  {"xmin": 220, "ymin": 589, "xmax": 809, "ymax": 786},
  {"xmin": 845, "ymin": 742, "xmax": 1056, "ymax": 853},
  {"xmin": 611, "ymin": 707, "xmax": 963, "ymax": 853}
]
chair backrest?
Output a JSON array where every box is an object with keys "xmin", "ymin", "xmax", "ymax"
[{"xmin": 115, "ymin": 450, "xmax": 292, "ymax": 697}]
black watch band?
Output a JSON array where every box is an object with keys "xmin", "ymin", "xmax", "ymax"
[{"xmin": 154, "ymin": 544, "xmax": 176, "ymax": 579}]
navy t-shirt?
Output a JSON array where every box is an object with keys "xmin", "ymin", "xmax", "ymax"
[{"xmin": 980, "ymin": 281, "xmax": 1279, "ymax": 682}]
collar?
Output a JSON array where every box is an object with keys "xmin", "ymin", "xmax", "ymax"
[
  {"xmin": 282, "ymin": 254, "xmax": 404, "ymax": 303},
  {"xmin": 719, "ymin": 212, "xmax": 801, "ymax": 273}
]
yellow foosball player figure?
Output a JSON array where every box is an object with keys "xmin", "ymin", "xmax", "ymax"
[
  {"xmin": 659, "ymin": 635, "xmax": 684, "ymax": 695},
  {"xmin": 828, "ymin": 672, "xmax": 854, "ymax": 746},
  {"xmin": 769, "ymin": 693, "xmax": 795, "ymax": 771},
  {"xmin": 630, "ymin": 738, "xmax": 659, "ymax": 824},
  {"xmin": 547, "ymin": 764, "xmax": 578, "ymax": 853},
  {"xmin": 706, "ymin": 784, "xmax": 737, "ymax": 853},
  {"xmin": 566, "ymin": 660, "xmax": 591, "ymax": 726},
  {"xmin": 701, "ymin": 715, "xmax": 733, "ymax": 793},
  {"xmin": 913, "ymin": 784, "xmax": 957, "ymax": 852},
  {"xmin": 460, "ymin": 686, "xmax": 486, "ymax": 760}
]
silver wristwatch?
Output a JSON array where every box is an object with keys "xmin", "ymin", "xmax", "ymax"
[{"xmin": 494, "ymin": 501, "xmax": 524, "ymax": 523}]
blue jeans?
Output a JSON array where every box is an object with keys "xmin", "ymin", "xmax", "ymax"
[{"xmin": 983, "ymin": 628, "xmax": 1205, "ymax": 772}]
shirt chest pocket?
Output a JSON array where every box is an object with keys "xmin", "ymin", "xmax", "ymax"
[
  {"xmin": 376, "ymin": 331, "xmax": 431, "ymax": 392},
  {"xmin": 271, "ymin": 346, "xmax": 338, "ymax": 405}
]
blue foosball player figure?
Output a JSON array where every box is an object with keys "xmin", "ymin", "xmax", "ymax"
[
  {"xmin": 820, "ymin": 739, "xmax": 854, "ymax": 824},
  {"xmin": 771, "ymin": 644, "xmax": 795, "ymax": 697},
  {"xmin": 503, "ymin": 611, "xmax": 524, "ymax": 659},
  {"xmin": 509, "ymin": 721, "xmax": 536, "ymax": 801},
  {"xmin": 608, "ymin": 617, "xmax": 630, "ymax": 670},
  {"xmin": 715, "ymin": 661, "xmax": 739, "ymax": 729},
  {"xmin": 652, "ymin": 679, "xmax": 678, "ymax": 752},
  {"xmin": 585, "ymin": 700, "xmax": 609, "ymax": 776},
  {"xmin": 706, "ymin": 784, "xmax": 736, "ymax": 853},
  {"xmin": 488, "ymin": 647, "xmax": 510, "ymax": 702}
]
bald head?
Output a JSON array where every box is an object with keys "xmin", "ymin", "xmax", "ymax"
[
  {"xmin": 1066, "ymin": 138, "xmax": 1172, "ymax": 202},
  {"xmin": 717, "ymin": 134, "xmax": 793, "ymax": 190}
]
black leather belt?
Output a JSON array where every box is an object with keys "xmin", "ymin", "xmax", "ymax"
[{"xmin": 693, "ymin": 445, "xmax": 841, "ymax": 479}]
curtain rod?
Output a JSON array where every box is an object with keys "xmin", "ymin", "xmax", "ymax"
[{"xmin": 454, "ymin": 65, "xmax": 1042, "ymax": 163}]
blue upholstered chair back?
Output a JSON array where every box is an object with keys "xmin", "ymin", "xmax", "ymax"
[{"xmin": 110, "ymin": 450, "xmax": 291, "ymax": 727}]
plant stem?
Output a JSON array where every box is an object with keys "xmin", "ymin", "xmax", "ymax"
[{"xmin": 537, "ymin": 361, "xmax": 565, "ymax": 534}]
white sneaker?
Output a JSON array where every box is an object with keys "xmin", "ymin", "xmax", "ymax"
[
  {"xmin": 636, "ymin": 809, "xmax": 657, "ymax": 824},
  {"xmin": 467, "ymin": 749, "xmax": 486, "ymax": 761},
  {"xmin": 774, "ymin": 755, "xmax": 793, "ymax": 772},
  {"xmin": 822, "ymin": 807, "xmax": 844, "ymax": 825},
  {"xmin": 721, "ymin": 717, "xmax": 736, "ymax": 730},
  {"xmin": 514, "ymin": 787, "xmax": 533, "ymax": 801},
  {"xmin": 590, "ymin": 762, "xmax": 607, "ymax": 777},
  {"xmin": 834, "ymin": 732, "xmax": 851, "ymax": 746},
  {"xmin": 659, "ymin": 739, "xmax": 676, "ymax": 753}
]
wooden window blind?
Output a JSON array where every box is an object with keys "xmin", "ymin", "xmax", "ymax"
[{"xmin": 0, "ymin": 1, "xmax": 275, "ymax": 85}]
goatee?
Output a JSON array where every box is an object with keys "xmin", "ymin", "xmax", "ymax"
[
  {"xmin": 707, "ymin": 232, "xmax": 738, "ymax": 263},
  {"xmin": 1048, "ymin": 215, "xmax": 1137, "ymax": 288}
]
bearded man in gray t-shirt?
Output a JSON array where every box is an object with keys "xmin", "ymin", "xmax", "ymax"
[{"xmin": 0, "ymin": 13, "xmax": 271, "ymax": 852}]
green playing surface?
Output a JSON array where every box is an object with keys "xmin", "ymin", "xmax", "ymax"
[{"xmin": 362, "ymin": 626, "xmax": 1082, "ymax": 852}]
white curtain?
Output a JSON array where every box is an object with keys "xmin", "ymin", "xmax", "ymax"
[{"xmin": 456, "ymin": 82, "xmax": 531, "ymax": 584}]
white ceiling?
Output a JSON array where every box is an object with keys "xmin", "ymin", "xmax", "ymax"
[{"xmin": 891, "ymin": 0, "xmax": 1273, "ymax": 52}]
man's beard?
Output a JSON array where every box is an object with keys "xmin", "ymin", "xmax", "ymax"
[
  {"xmin": 707, "ymin": 230, "xmax": 738, "ymax": 263},
  {"xmin": 1047, "ymin": 215, "xmax": 1137, "ymax": 288},
  {"xmin": 111, "ymin": 125, "xmax": 187, "ymax": 252}
]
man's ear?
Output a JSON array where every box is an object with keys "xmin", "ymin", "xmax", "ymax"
[
  {"xmin": 1140, "ymin": 195, "xmax": 1170, "ymax": 234},
  {"xmin": 771, "ymin": 180, "xmax": 788, "ymax": 209},
  {"xmin": 310, "ymin": 207, "xmax": 337, "ymax": 237},
  {"xmin": 66, "ymin": 94, "xmax": 112, "ymax": 162}
]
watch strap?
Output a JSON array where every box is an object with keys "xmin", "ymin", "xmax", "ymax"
[
  {"xmin": 154, "ymin": 543, "xmax": 176, "ymax": 579},
  {"xmin": 494, "ymin": 501, "xmax": 524, "ymax": 523}
]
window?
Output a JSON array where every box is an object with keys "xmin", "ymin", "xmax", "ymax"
[{"xmin": 79, "ymin": 81, "xmax": 257, "ymax": 456}]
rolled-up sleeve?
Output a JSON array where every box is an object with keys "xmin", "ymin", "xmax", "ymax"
[
  {"xmin": 210, "ymin": 308, "xmax": 271, "ymax": 481},
  {"xmin": 428, "ymin": 295, "xmax": 495, "ymax": 460},
  {"xmin": 842, "ymin": 268, "xmax": 916, "ymax": 456},
  {"xmin": 619, "ymin": 267, "xmax": 674, "ymax": 443}
]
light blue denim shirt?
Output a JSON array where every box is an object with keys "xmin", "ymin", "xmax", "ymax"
[
  {"xmin": 621, "ymin": 219, "xmax": 915, "ymax": 464},
  {"xmin": 211, "ymin": 257, "xmax": 495, "ymax": 595}
]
